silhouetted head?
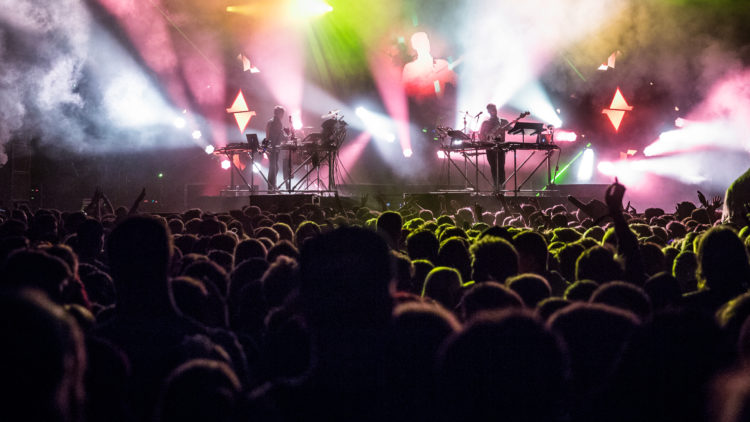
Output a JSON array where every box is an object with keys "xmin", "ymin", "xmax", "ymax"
[
  {"xmin": 234, "ymin": 238, "xmax": 267, "ymax": 265},
  {"xmin": 644, "ymin": 272, "xmax": 682, "ymax": 311},
  {"xmin": 0, "ymin": 290, "xmax": 86, "ymax": 422},
  {"xmin": 388, "ymin": 302, "xmax": 460, "ymax": 377},
  {"xmin": 459, "ymin": 281, "xmax": 523, "ymax": 321},
  {"xmin": 406, "ymin": 229, "xmax": 440, "ymax": 264},
  {"xmin": 2, "ymin": 249, "xmax": 71, "ymax": 303},
  {"xmin": 590, "ymin": 281, "xmax": 652, "ymax": 321},
  {"xmin": 437, "ymin": 310, "xmax": 568, "ymax": 422},
  {"xmin": 266, "ymin": 240, "xmax": 299, "ymax": 264},
  {"xmin": 75, "ymin": 218, "xmax": 103, "ymax": 260},
  {"xmin": 564, "ymin": 280, "xmax": 600, "ymax": 302},
  {"xmin": 422, "ymin": 266, "xmax": 463, "ymax": 310},
  {"xmin": 300, "ymin": 226, "xmax": 393, "ymax": 328},
  {"xmin": 575, "ymin": 245, "xmax": 623, "ymax": 283},
  {"xmin": 377, "ymin": 211, "xmax": 403, "ymax": 249},
  {"xmin": 470, "ymin": 235, "xmax": 519, "ymax": 283},
  {"xmin": 261, "ymin": 255, "xmax": 299, "ymax": 308},
  {"xmin": 672, "ymin": 250, "xmax": 699, "ymax": 293},
  {"xmin": 156, "ymin": 359, "xmax": 241, "ymax": 422},
  {"xmin": 513, "ymin": 230, "xmax": 549, "ymax": 273},
  {"xmin": 410, "ymin": 259, "xmax": 435, "ymax": 295},
  {"xmin": 507, "ymin": 273, "xmax": 552, "ymax": 308},
  {"xmin": 548, "ymin": 302, "xmax": 639, "ymax": 398},
  {"xmin": 273, "ymin": 105, "xmax": 285, "ymax": 119},
  {"xmin": 183, "ymin": 260, "xmax": 229, "ymax": 298},
  {"xmin": 555, "ymin": 243, "xmax": 585, "ymax": 282},
  {"xmin": 106, "ymin": 216, "xmax": 172, "ymax": 307},
  {"xmin": 697, "ymin": 226, "xmax": 750, "ymax": 297},
  {"xmin": 437, "ymin": 236, "xmax": 471, "ymax": 283},
  {"xmin": 170, "ymin": 276, "xmax": 210, "ymax": 325},
  {"xmin": 294, "ymin": 220, "xmax": 321, "ymax": 249},
  {"xmin": 536, "ymin": 297, "xmax": 572, "ymax": 322},
  {"xmin": 640, "ymin": 242, "xmax": 666, "ymax": 276},
  {"xmin": 207, "ymin": 233, "xmax": 237, "ymax": 255}
]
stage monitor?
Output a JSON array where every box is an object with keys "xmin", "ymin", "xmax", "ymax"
[{"xmin": 246, "ymin": 133, "xmax": 260, "ymax": 151}]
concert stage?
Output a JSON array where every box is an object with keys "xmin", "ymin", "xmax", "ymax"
[{"xmin": 184, "ymin": 183, "xmax": 609, "ymax": 214}]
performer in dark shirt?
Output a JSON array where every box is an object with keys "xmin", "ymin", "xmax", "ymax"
[
  {"xmin": 478, "ymin": 103, "xmax": 509, "ymax": 192},
  {"xmin": 265, "ymin": 106, "xmax": 289, "ymax": 191}
]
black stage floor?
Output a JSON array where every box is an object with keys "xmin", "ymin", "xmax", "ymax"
[{"xmin": 184, "ymin": 184, "xmax": 608, "ymax": 214}]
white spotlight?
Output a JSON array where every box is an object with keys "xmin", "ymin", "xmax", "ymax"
[
  {"xmin": 174, "ymin": 117, "xmax": 186, "ymax": 129},
  {"xmin": 221, "ymin": 159, "xmax": 231, "ymax": 170},
  {"xmin": 577, "ymin": 148, "xmax": 595, "ymax": 181},
  {"xmin": 192, "ymin": 130, "xmax": 202, "ymax": 140},
  {"xmin": 204, "ymin": 145, "xmax": 215, "ymax": 155},
  {"xmin": 403, "ymin": 148, "xmax": 413, "ymax": 158},
  {"xmin": 385, "ymin": 133, "xmax": 396, "ymax": 143}
]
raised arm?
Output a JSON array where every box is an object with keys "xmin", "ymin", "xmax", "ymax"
[
  {"xmin": 128, "ymin": 188, "xmax": 146, "ymax": 215},
  {"xmin": 605, "ymin": 179, "xmax": 646, "ymax": 286}
]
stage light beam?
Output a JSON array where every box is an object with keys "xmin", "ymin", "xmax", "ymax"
[
  {"xmin": 291, "ymin": 111, "xmax": 303, "ymax": 130},
  {"xmin": 289, "ymin": 0, "xmax": 333, "ymax": 19},
  {"xmin": 577, "ymin": 148, "xmax": 594, "ymax": 181}
]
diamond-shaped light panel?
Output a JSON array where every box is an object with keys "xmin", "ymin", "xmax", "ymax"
[
  {"xmin": 602, "ymin": 87, "xmax": 633, "ymax": 132},
  {"xmin": 226, "ymin": 90, "xmax": 256, "ymax": 133}
]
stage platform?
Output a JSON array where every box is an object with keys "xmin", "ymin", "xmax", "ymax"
[{"xmin": 182, "ymin": 184, "xmax": 609, "ymax": 214}]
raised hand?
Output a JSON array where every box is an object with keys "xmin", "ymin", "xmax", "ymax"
[
  {"xmin": 697, "ymin": 190, "xmax": 709, "ymax": 208},
  {"xmin": 711, "ymin": 195, "xmax": 723, "ymax": 210},
  {"xmin": 605, "ymin": 178, "xmax": 626, "ymax": 213}
]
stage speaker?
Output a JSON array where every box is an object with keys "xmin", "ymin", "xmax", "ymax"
[{"xmin": 185, "ymin": 184, "xmax": 223, "ymax": 209}]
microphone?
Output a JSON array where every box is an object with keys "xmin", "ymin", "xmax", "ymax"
[{"xmin": 475, "ymin": 111, "xmax": 483, "ymax": 118}]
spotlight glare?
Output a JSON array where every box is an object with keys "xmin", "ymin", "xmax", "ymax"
[
  {"xmin": 597, "ymin": 161, "xmax": 616, "ymax": 176},
  {"xmin": 221, "ymin": 159, "xmax": 231, "ymax": 170},
  {"xmin": 355, "ymin": 106, "xmax": 398, "ymax": 144},
  {"xmin": 675, "ymin": 117, "xmax": 685, "ymax": 128},
  {"xmin": 577, "ymin": 148, "xmax": 594, "ymax": 181},
  {"xmin": 292, "ymin": 111, "xmax": 303, "ymax": 130},
  {"xmin": 403, "ymin": 148, "xmax": 413, "ymax": 158},
  {"xmin": 192, "ymin": 130, "xmax": 202, "ymax": 140},
  {"xmin": 555, "ymin": 130, "xmax": 577, "ymax": 142},
  {"xmin": 437, "ymin": 150, "xmax": 446, "ymax": 159},
  {"xmin": 174, "ymin": 117, "xmax": 186, "ymax": 129},
  {"xmin": 290, "ymin": 0, "xmax": 333, "ymax": 19},
  {"xmin": 204, "ymin": 145, "xmax": 215, "ymax": 154}
]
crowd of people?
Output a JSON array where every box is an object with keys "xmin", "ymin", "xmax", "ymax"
[{"xmin": 2, "ymin": 178, "xmax": 750, "ymax": 422}]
